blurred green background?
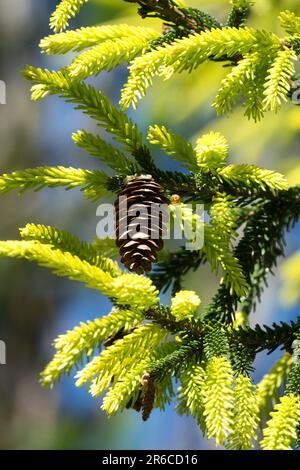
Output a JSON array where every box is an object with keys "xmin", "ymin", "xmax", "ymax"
[{"xmin": 1, "ymin": 0, "xmax": 300, "ymax": 450}]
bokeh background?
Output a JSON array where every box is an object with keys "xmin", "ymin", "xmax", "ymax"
[{"xmin": 1, "ymin": 0, "xmax": 300, "ymax": 450}]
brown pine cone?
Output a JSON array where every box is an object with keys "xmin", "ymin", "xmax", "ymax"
[
  {"xmin": 115, "ymin": 175, "xmax": 169, "ymax": 274},
  {"xmin": 141, "ymin": 372, "xmax": 155, "ymax": 422}
]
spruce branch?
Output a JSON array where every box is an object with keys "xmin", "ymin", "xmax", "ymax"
[
  {"xmin": 41, "ymin": 307, "xmax": 143, "ymax": 387},
  {"xmin": 176, "ymin": 361, "xmax": 206, "ymax": 431},
  {"xmin": 263, "ymin": 47, "xmax": 297, "ymax": 112},
  {"xmin": 120, "ymin": 27, "xmax": 279, "ymax": 110},
  {"xmin": 108, "ymin": 160, "xmax": 286, "ymax": 201},
  {"xmin": 20, "ymin": 223, "xmax": 120, "ymax": 276},
  {"xmin": 213, "ymin": 51, "xmax": 267, "ymax": 121},
  {"xmin": 206, "ymin": 195, "xmax": 248, "ymax": 297},
  {"xmin": 148, "ymin": 339, "xmax": 202, "ymax": 381},
  {"xmin": 23, "ymin": 67, "xmax": 145, "ymax": 155},
  {"xmin": 67, "ymin": 34, "xmax": 158, "ymax": 81},
  {"xmin": 257, "ymin": 352, "xmax": 293, "ymax": 415},
  {"xmin": 149, "ymin": 188, "xmax": 299, "ymax": 327},
  {"xmin": 102, "ymin": 361, "xmax": 149, "ymax": 417},
  {"xmin": 203, "ymin": 187, "xmax": 300, "ymax": 322},
  {"xmin": 123, "ymin": 0, "xmax": 221, "ymax": 33},
  {"xmin": 204, "ymin": 325, "xmax": 230, "ymax": 361},
  {"xmin": 261, "ymin": 394, "xmax": 300, "ymax": 450},
  {"xmin": 72, "ymin": 130, "xmax": 139, "ymax": 174},
  {"xmin": 41, "ymin": 24, "xmax": 159, "ymax": 55},
  {"xmin": 203, "ymin": 356, "xmax": 234, "ymax": 446},
  {"xmin": 279, "ymin": 11, "xmax": 300, "ymax": 36},
  {"xmin": 104, "ymin": 341, "xmax": 176, "ymax": 417},
  {"xmin": 47, "ymin": 3, "xmax": 300, "ymax": 121},
  {"xmin": 50, "ymin": 0, "xmax": 88, "ymax": 33},
  {"xmin": 0, "ymin": 240, "xmax": 158, "ymax": 308},
  {"xmin": 236, "ymin": 319, "xmax": 300, "ymax": 354},
  {"xmin": 145, "ymin": 306, "xmax": 300, "ymax": 382},
  {"xmin": 152, "ymin": 306, "xmax": 300, "ymax": 358},
  {"xmin": 226, "ymin": 374, "xmax": 259, "ymax": 450},
  {"xmin": 217, "ymin": 164, "xmax": 288, "ymax": 195},
  {"xmin": 226, "ymin": 1, "xmax": 254, "ymax": 28},
  {"xmin": 75, "ymin": 323, "xmax": 168, "ymax": 392},
  {"xmin": 193, "ymin": 164, "xmax": 287, "ymax": 200},
  {"xmin": 147, "ymin": 124, "xmax": 198, "ymax": 171},
  {"xmin": 0, "ymin": 166, "xmax": 108, "ymax": 200}
]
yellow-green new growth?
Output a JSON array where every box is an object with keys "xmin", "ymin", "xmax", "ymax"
[
  {"xmin": 72, "ymin": 130, "xmax": 139, "ymax": 174},
  {"xmin": 147, "ymin": 125, "xmax": 198, "ymax": 171},
  {"xmin": 257, "ymin": 352, "xmax": 293, "ymax": 413},
  {"xmin": 75, "ymin": 324, "xmax": 168, "ymax": 395},
  {"xmin": 226, "ymin": 375, "xmax": 259, "ymax": 450},
  {"xmin": 41, "ymin": 308, "xmax": 144, "ymax": 388},
  {"xmin": 102, "ymin": 360, "xmax": 149, "ymax": 416},
  {"xmin": 173, "ymin": 199, "xmax": 247, "ymax": 297},
  {"xmin": 195, "ymin": 132, "xmax": 229, "ymax": 170},
  {"xmin": 177, "ymin": 362, "xmax": 206, "ymax": 431},
  {"xmin": 213, "ymin": 52, "xmax": 265, "ymax": 120},
  {"xmin": 103, "ymin": 341, "xmax": 176, "ymax": 416},
  {"xmin": 0, "ymin": 240, "xmax": 158, "ymax": 309},
  {"xmin": 279, "ymin": 11, "xmax": 300, "ymax": 35},
  {"xmin": 169, "ymin": 202, "xmax": 204, "ymax": 251},
  {"xmin": 23, "ymin": 67, "xmax": 144, "ymax": 154},
  {"xmin": 68, "ymin": 33, "xmax": 159, "ymax": 81},
  {"xmin": 263, "ymin": 48, "xmax": 296, "ymax": 112},
  {"xmin": 210, "ymin": 193, "xmax": 238, "ymax": 241},
  {"xmin": 171, "ymin": 290, "xmax": 201, "ymax": 321},
  {"xmin": 50, "ymin": 0, "xmax": 88, "ymax": 33},
  {"xmin": 205, "ymin": 196, "xmax": 248, "ymax": 297},
  {"xmin": 19, "ymin": 223, "xmax": 120, "ymax": 277},
  {"xmin": 0, "ymin": 166, "xmax": 108, "ymax": 200},
  {"xmin": 203, "ymin": 356, "xmax": 234, "ymax": 446},
  {"xmin": 217, "ymin": 164, "xmax": 288, "ymax": 194},
  {"xmin": 261, "ymin": 394, "xmax": 300, "ymax": 450},
  {"xmin": 121, "ymin": 27, "xmax": 279, "ymax": 110},
  {"xmin": 41, "ymin": 25, "xmax": 159, "ymax": 55}
]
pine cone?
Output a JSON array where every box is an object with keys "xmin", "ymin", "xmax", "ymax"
[
  {"xmin": 115, "ymin": 175, "xmax": 169, "ymax": 274},
  {"xmin": 141, "ymin": 372, "xmax": 155, "ymax": 422}
]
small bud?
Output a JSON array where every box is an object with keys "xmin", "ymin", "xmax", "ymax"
[
  {"xmin": 171, "ymin": 194, "xmax": 181, "ymax": 204},
  {"xmin": 141, "ymin": 372, "xmax": 151, "ymax": 386}
]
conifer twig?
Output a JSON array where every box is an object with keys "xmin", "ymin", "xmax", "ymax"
[{"xmin": 124, "ymin": 0, "xmax": 221, "ymax": 33}]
